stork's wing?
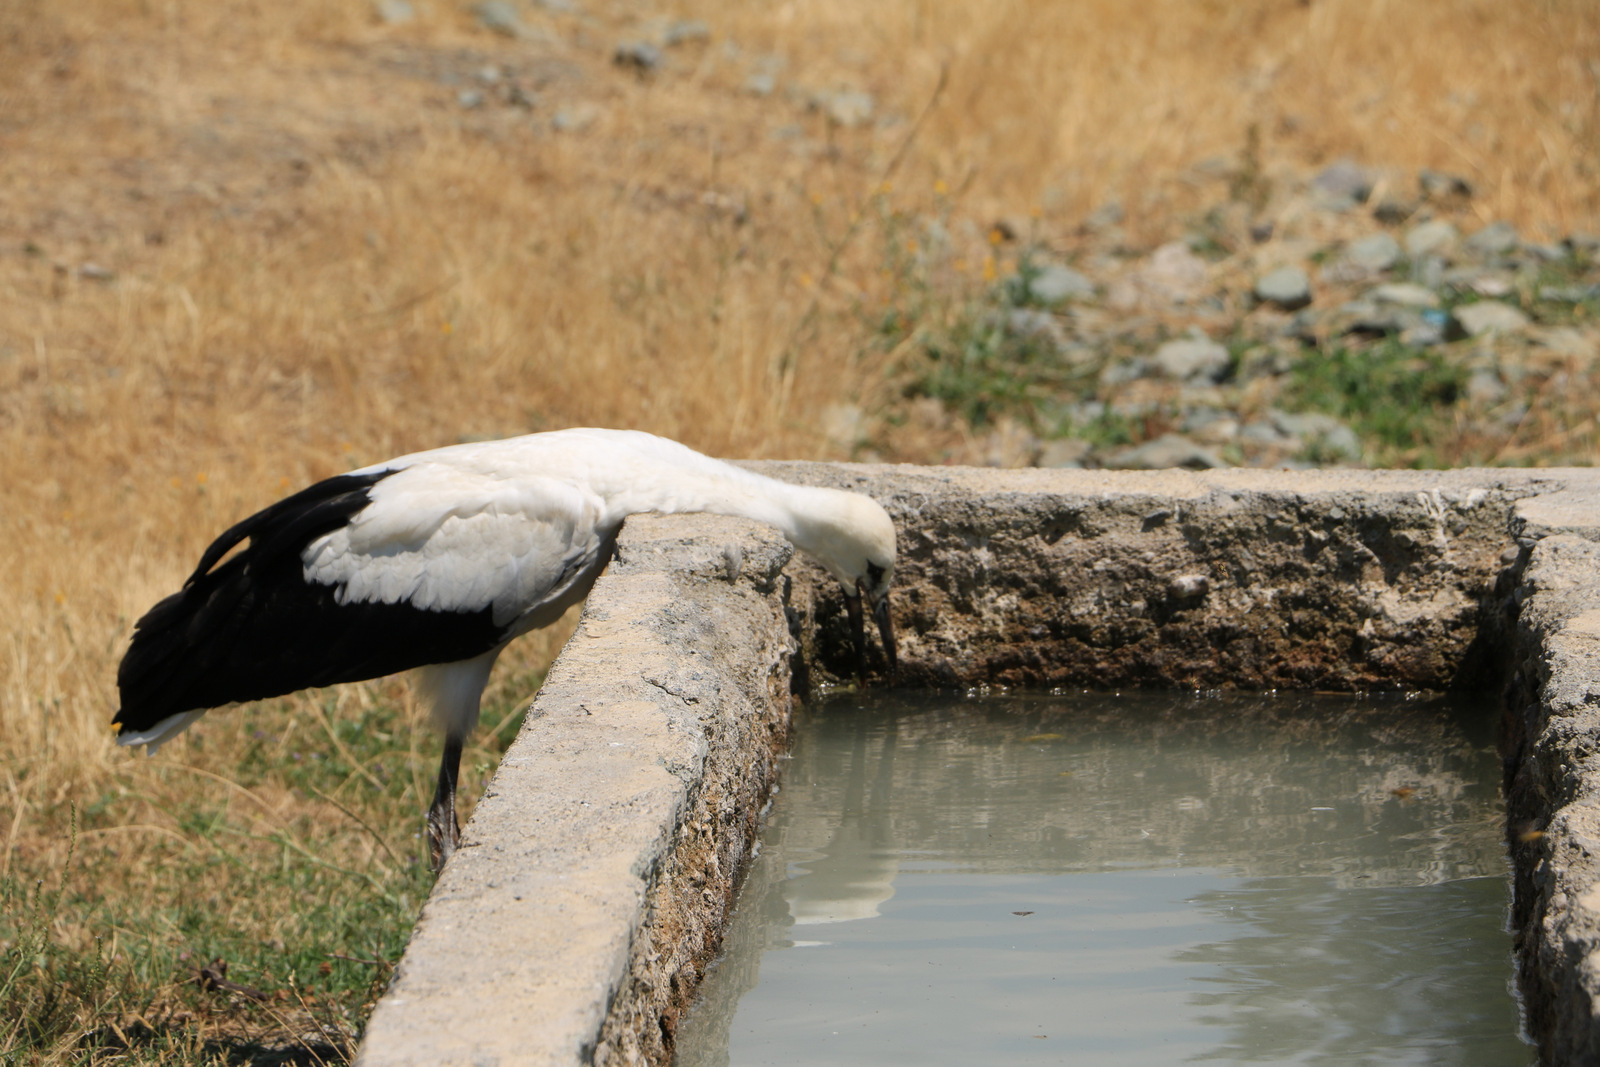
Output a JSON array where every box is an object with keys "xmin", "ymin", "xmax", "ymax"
[
  {"xmin": 302, "ymin": 462, "xmax": 608, "ymax": 628},
  {"xmin": 115, "ymin": 464, "xmax": 610, "ymax": 734}
]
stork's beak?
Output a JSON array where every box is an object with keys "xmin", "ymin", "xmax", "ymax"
[
  {"xmin": 872, "ymin": 591, "xmax": 898, "ymax": 679},
  {"xmin": 846, "ymin": 579, "xmax": 898, "ymax": 685},
  {"xmin": 845, "ymin": 589, "xmax": 867, "ymax": 685}
]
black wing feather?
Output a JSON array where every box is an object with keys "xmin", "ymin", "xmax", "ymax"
[{"xmin": 114, "ymin": 469, "xmax": 506, "ymax": 733}]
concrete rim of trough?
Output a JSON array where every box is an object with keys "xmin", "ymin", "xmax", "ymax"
[{"xmin": 353, "ymin": 466, "xmax": 1600, "ymax": 1066}]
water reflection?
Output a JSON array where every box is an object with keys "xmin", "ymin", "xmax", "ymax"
[{"xmin": 675, "ymin": 692, "xmax": 1528, "ymax": 1067}]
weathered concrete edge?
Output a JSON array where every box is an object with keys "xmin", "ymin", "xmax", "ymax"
[
  {"xmin": 353, "ymin": 465, "xmax": 1600, "ymax": 1067},
  {"xmin": 354, "ymin": 514, "xmax": 797, "ymax": 1067}
]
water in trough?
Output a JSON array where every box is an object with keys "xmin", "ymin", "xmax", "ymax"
[{"xmin": 674, "ymin": 691, "xmax": 1528, "ymax": 1066}]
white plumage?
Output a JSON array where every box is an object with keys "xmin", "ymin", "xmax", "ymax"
[{"xmin": 114, "ymin": 428, "xmax": 898, "ymax": 868}]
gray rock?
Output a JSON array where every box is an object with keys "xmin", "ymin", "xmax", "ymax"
[
  {"xmin": 1167, "ymin": 574, "xmax": 1211, "ymax": 599},
  {"xmin": 1028, "ymin": 264, "xmax": 1095, "ymax": 304},
  {"xmin": 76, "ymin": 263, "xmax": 114, "ymax": 282},
  {"xmin": 1405, "ymin": 220, "xmax": 1459, "ymax": 259},
  {"xmin": 1099, "ymin": 358, "xmax": 1150, "ymax": 388},
  {"xmin": 1004, "ymin": 309, "xmax": 1063, "ymax": 346},
  {"xmin": 457, "ymin": 89, "xmax": 485, "ymax": 109},
  {"xmin": 664, "ymin": 19, "xmax": 711, "ymax": 45},
  {"xmin": 1334, "ymin": 298, "xmax": 1425, "ymax": 338},
  {"xmin": 1566, "ymin": 233, "xmax": 1600, "ymax": 256},
  {"xmin": 1464, "ymin": 221, "xmax": 1519, "ymax": 257},
  {"xmin": 744, "ymin": 72, "xmax": 777, "ymax": 96},
  {"xmin": 374, "ymin": 0, "xmax": 415, "ymax": 24},
  {"xmin": 1541, "ymin": 285, "xmax": 1600, "ymax": 304},
  {"xmin": 1419, "ymin": 168, "xmax": 1472, "ymax": 200},
  {"xmin": 1084, "ymin": 201, "xmax": 1123, "ymax": 232},
  {"xmin": 1371, "ymin": 199, "xmax": 1414, "ymax": 225},
  {"xmin": 1522, "ymin": 242, "xmax": 1567, "ymax": 263},
  {"xmin": 1467, "ymin": 368, "xmax": 1508, "ymax": 404},
  {"xmin": 474, "ymin": 0, "xmax": 525, "ymax": 36},
  {"xmin": 1104, "ymin": 434, "xmax": 1227, "ymax": 471},
  {"xmin": 1151, "ymin": 337, "xmax": 1230, "ymax": 384},
  {"xmin": 614, "ymin": 41, "xmax": 663, "ymax": 70},
  {"xmin": 821, "ymin": 90, "xmax": 874, "ymax": 128},
  {"xmin": 1310, "ymin": 160, "xmax": 1372, "ymax": 207},
  {"xmin": 1239, "ymin": 419, "xmax": 1295, "ymax": 446},
  {"xmin": 1254, "ymin": 266, "xmax": 1312, "ymax": 310},
  {"xmin": 1451, "ymin": 301, "xmax": 1530, "ymax": 337},
  {"xmin": 1345, "ymin": 233, "xmax": 1402, "ymax": 273},
  {"xmin": 1037, "ymin": 438, "xmax": 1091, "ymax": 469},
  {"xmin": 1270, "ymin": 411, "xmax": 1361, "ymax": 461},
  {"xmin": 1370, "ymin": 282, "xmax": 1440, "ymax": 308},
  {"xmin": 551, "ymin": 103, "xmax": 600, "ymax": 132}
]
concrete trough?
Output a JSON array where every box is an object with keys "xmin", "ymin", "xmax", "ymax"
[{"xmin": 353, "ymin": 466, "xmax": 1600, "ymax": 1067}]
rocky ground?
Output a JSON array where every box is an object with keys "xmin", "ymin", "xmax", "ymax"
[{"xmin": 863, "ymin": 160, "xmax": 1600, "ymax": 471}]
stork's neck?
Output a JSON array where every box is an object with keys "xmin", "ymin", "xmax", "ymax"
[{"xmin": 595, "ymin": 458, "xmax": 853, "ymax": 575}]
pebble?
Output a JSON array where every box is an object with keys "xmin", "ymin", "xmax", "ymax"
[
  {"xmin": 1451, "ymin": 301, "xmax": 1530, "ymax": 337},
  {"xmin": 1369, "ymin": 282, "xmax": 1440, "ymax": 308},
  {"xmin": 1310, "ymin": 159, "xmax": 1372, "ymax": 208},
  {"xmin": 457, "ymin": 89, "xmax": 485, "ymax": 109},
  {"xmin": 1151, "ymin": 337, "xmax": 1230, "ymax": 385},
  {"xmin": 664, "ymin": 19, "xmax": 711, "ymax": 45},
  {"xmin": 374, "ymin": 0, "xmax": 415, "ymax": 24},
  {"xmin": 614, "ymin": 41, "xmax": 663, "ymax": 71},
  {"xmin": 1005, "ymin": 309, "xmax": 1064, "ymax": 347},
  {"xmin": 1110, "ymin": 241, "xmax": 1208, "ymax": 308},
  {"xmin": 744, "ymin": 72, "xmax": 777, "ymax": 96},
  {"xmin": 821, "ymin": 90, "xmax": 874, "ymax": 128},
  {"xmin": 1467, "ymin": 368, "xmax": 1508, "ymax": 404},
  {"xmin": 474, "ymin": 1, "xmax": 526, "ymax": 36},
  {"xmin": 1083, "ymin": 202, "xmax": 1123, "ymax": 232},
  {"xmin": 1344, "ymin": 232, "xmax": 1401, "ymax": 273},
  {"xmin": 551, "ymin": 103, "xmax": 600, "ymax": 132},
  {"xmin": 1419, "ymin": 169, "xmax": 1473, "ymax": 201},
  {"xmin": 1037, "ymin": 439, "xmax": 1091, "ymax": 469},
  {"xmin": 1270, "ymin": 411, "xmax": 1361, "ymax": 461},
  {"xmin": 1028, "ymin": 264, "xmax": 1095, "ymax": 304},
  {"xmin": 1464, "ymin": 221, "xmax": 1519, "ymax": 258},
  {"xmin": 77, "ymin": 263, "xmax": 114, "ymax": 281},
  {"xmin": 1254, "ymin": 265, "xmax": 1311, "ymax": 310},
  {"xmin": 1405, "ymin": 219, "xmax": 1459, "ymax": 259},
  {"xmin": 1104, "ymin": 434, "xmax": 1227, "ymax": 471}
]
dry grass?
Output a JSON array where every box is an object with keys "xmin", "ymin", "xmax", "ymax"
[{"xmin": 1, "ymin": 0, "xmax": 1596, "ymax": 1060}]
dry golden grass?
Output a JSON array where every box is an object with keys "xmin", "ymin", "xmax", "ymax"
[{"xmin": 1, "ymin": 0, "xmax": 1596, "ymax": 1058}]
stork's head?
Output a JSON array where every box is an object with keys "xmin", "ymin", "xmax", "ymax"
[{"xmin": 791, "ymin": 489, "xmax": 898, "ymax": 684}]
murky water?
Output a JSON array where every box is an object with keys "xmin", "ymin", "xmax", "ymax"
[{"xmin": 674, "ymin": 691, "xmax": 1528, "ymax": 1067}]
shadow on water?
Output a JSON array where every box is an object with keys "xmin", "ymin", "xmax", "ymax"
[{"xmin": 676, "ymin": 691, "xmax": 1531, "ymax": 1067}]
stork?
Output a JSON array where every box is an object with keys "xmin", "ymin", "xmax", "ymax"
[{"xmin": 112, "ymin": 428, "xmax": 898, "ymax": 870}]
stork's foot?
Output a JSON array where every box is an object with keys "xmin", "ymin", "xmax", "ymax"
[
  {"xmin": 426, "ymin": 799, "xmax": 460, "ymax": 873},
  {"xmin": 427, "ymin": 737, "xmax": 464, "ymax": 874}
]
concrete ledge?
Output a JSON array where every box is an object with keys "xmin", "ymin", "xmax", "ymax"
[
  {"xmin": 355, "ymin": 465, "xmax": 1600, "ymax": 1066},
  {"xmin": 355, "ymin": 514, "xmax": 797, "ymax": 1067}
]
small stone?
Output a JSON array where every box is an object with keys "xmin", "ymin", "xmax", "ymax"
[
  {"xmin": 1028, "ymin": 264, "xmax": 1095, "ymax": 305},
  {"xmin": 457, "ymin": 89, "xmax": 485, "ymax": 109},
  {"xmin": 474, "ymin": 0, "xmax": 525, "ymax": 36},
  {"xmin": 1151, "ymin": 337, "xmax": 1230, "ymax": 384},
  {"xmin": 1270, "ymin": 411, "xmax": 1361, "ymax": 461},
  {"xmin": 1451, "ymin": 301, "xmax": 1530, "ymax": 337},
  {"xmin": 1254, "ymin": 266, "xmax": 1312, "ymax": 310},
  {"xmin": 1310, "ymin": 159, "xmax": 1372, "ymax": 207},
  {"xmin": 1405, "ymin": 220, "xmax": 1459, "ymax": 259},
  {"xmin": 663, "ymin": 19, "xmax": 711, "ymax": 45},
  {"xmin": 1418, "ymin": 168, "xmax": 1472, "ymax": 201},
  {"xmin": 77, "ymin": 262, "xmax": 114, "ymax": 281},
  {"xmin": 1334, "ymin": 298, "xmax": 1424, "ymax": 338},
  {"xmin": 476, "ymin": 65, "xmax": 502, "ymax": 85},
  {"xmin": 551, "ymin": 103, "xmax": 600, "ymax": 132},
  {"xmin": 373, "ymin": 0, "xmax": 415, "ymax": 24},
  {"xmin": 1566, "ymin": 233, "xmax": 1600, "ymax": 256},
  {"xmin": 1168, "ymin": 574, "xmax": 1211, "ymax": 600},
  {"xmin": 614, "ymin": 40, "xmax": 662, "ymax": 70},
  {"xmin": 1005, "ymin": 309, "xmax": 1063, "ymax": 346},
  {"xmin": 1464, "ymin": 221, "xmax": 1519, "ymax": 258},
  {"xmin": 1467, "ymin": 368, "xmax": 1507, "ymax": 404},
  {"xmin": 744, "ymin": 72, "xmax": 777, "ymax": 96},
  {"xmin": 1099, "ymin": 358, "xmax": 1149, "ymax": 388},
  {"xmin": 1369, "ymin": 282, "xmax": 1440, "ymax": 308},
  {"xmin": 1104, "ymin": 434, "xmax": 1227, "ymax": 471},
  {"xmin": 1540, "ymin": 285, "xmax": 1599, "ymax": 304},
  {"xmin": 1344, "ymin": 233, "xmax": 1401, "ymax": 273},
  {"xmin": 1109, "ymin": 241, "xmax": 1208, "ymax": 308},
  {"xmin": 1083, "ymin": 201, "xmax": 1123, "ymax": 232},
  {"xmin": 1037, "ymin": 438, "xmax": 1091, "ymax": 469},
  {"xmin": 1371, "ymin": 199, "xmax": 1414, "ymax": 225},
  {"xmin": 822, "ymin": 89, "xmax": 874, "ymax": 128}
]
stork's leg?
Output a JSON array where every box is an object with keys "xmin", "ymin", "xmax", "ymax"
[{"xmin": 427, "ymin": 736, "xmax": 463, "ymax": 873}]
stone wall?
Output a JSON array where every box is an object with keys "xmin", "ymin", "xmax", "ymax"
[{"xmin": 356, "ymin": 465, "xmax": 1600, "ymax": 1067}]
